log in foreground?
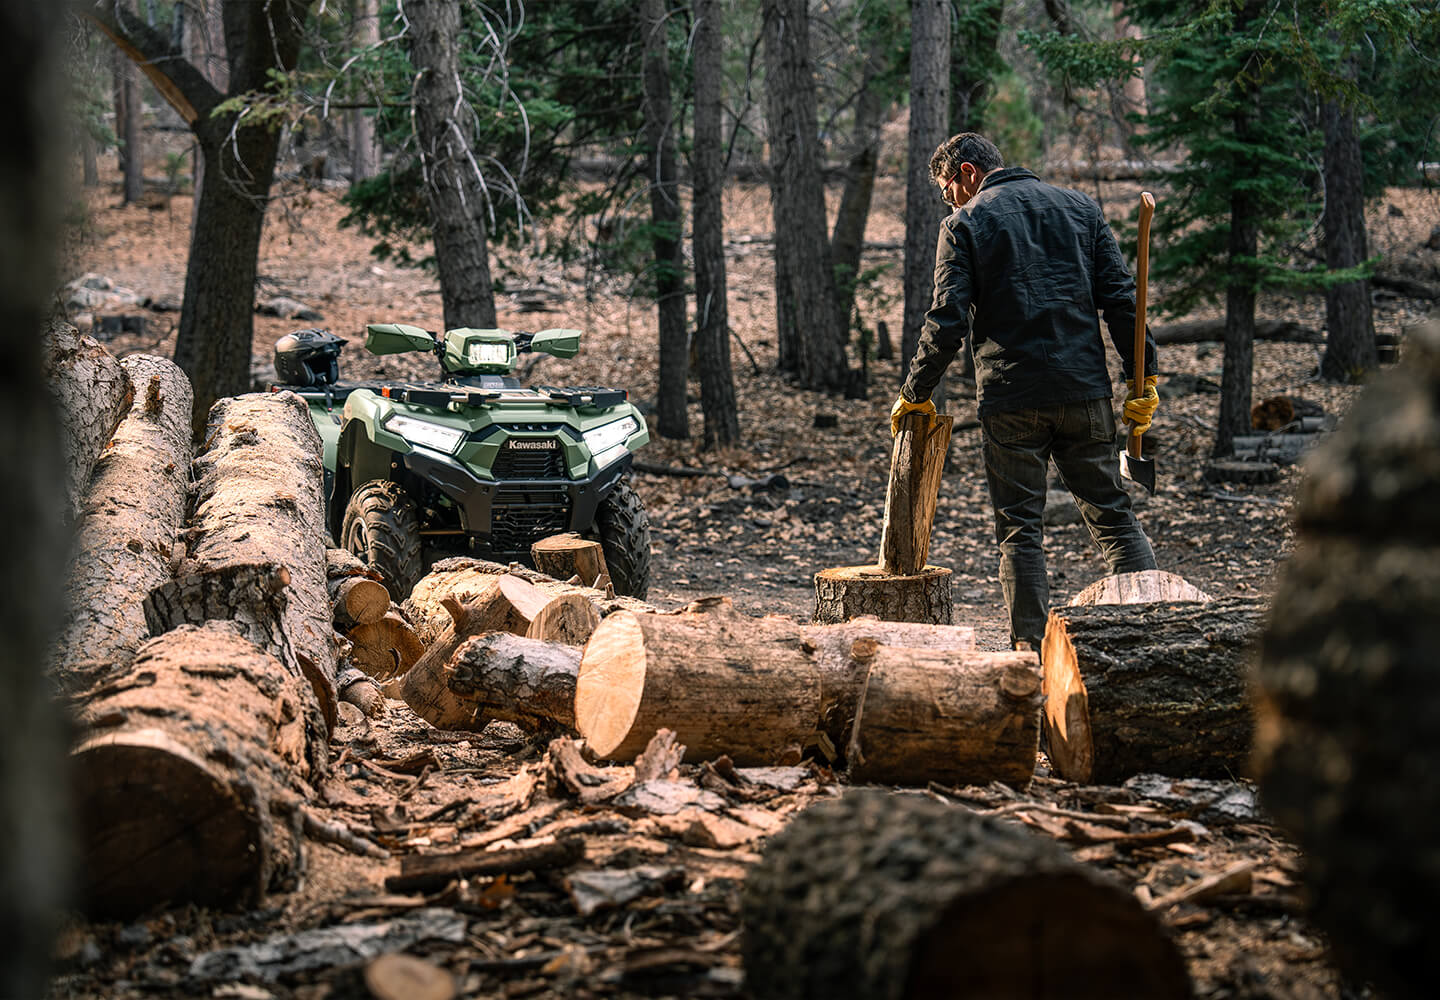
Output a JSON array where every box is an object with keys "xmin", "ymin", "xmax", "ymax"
[
  {"xmin": 1042, "ymin": 596, "xmax": 1263, "ymax": 784},
  {"xmin": 1253, "ymin": 319, "xmax": 1440, "ymax": 1000},
  {"xmin": 741, "ymin": 789, "xmax": 1190, "ymax": 1000},
  {"xmin": 43, "ymin": 319, "xmax": 133, "ymax": 522},
  {"xmin": 812, "ymin": 564, "xmax": 953, "ymax": 625},
  {"xmin": 879, "ymin": 410, "xmax": 953, "ymax": 575},
  {"xmin": 69, "ymin": 622, "xmax": 312, "ymax": 917},
  {"xmin": 51, "ymin": 354, "xmax": 192, "ymax": 693}
]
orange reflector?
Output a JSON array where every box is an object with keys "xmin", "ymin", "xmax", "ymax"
[{"xmin": 381, "ymin": 386, "xmax": 392, "ymax": 398}]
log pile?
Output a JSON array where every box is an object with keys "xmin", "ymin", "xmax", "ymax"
[{"xmin": 43, "ymin": 319, "xmax": 133, "ymax": 522}]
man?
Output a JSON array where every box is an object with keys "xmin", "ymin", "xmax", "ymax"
[{"xmin": 891, "ymin": 132, "xmax": 1160, "ymax": 652}]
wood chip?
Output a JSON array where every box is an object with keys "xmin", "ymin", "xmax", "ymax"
[
  {"xmin": 1149, "ymin": 861, "xmax": 1255, "ymax": 910},
  {"xmin": 363, "ymin": 953, "xmax": 456, "ymax": 1000}
]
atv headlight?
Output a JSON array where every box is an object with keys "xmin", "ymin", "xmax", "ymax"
[
  {"xmin": 467, "ymin": 341, "xmax": 512, "ymax": 366},
  {"xmin": 583, "ymin": 415, "xmax": 639, "ymax": 455},
  {"xmin": 386, "ymin": 414, "xmax": 465, "ymax": 454}
]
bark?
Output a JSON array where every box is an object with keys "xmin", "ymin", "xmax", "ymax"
[
  {"xmin": 1042, "ymin": 597, "xmax": 1264, "ymax": 784},
  {"xmin": 69, "ymin": 622, "xmax": 312, "ymax": 917},
  {"xmin": 900, "ymin": 0, "xmax": 949, "ymax": 382},
  {"xmin": 0, "ymin": 2, "xmax": 72, "ymax": 990},
  {"xmin": 1253, "ymin": 319, "xmax": 1440, "ymax": 997},
  {"xmin": 530, "ymin": 533, "xmax": 609, "ymax": 589},
  {"xmin": 405, "ymin": 0, "xmax": 497, "ymax": 331},
  {"xmin": 185, "ymin": 392, "xmax": 337, "ymax": 737},
  {"xmin": 349, "ymin": 0, "xmax": 381, "ymax": 183},
  {"xmin": 640, "ymin": 0, "xmax": 688, "ymax": 440},
  {"xmin": 762, "ymin": 0, "xmax": 847, "ymax": 389},
  {"xmin": 740, "ymin": 790, "xmax": 1191, "ymax": 1000},
  {"xmin": 444, "ymin": 632, "xmax": 583, "ymax": 731},
  {"xmin": 879, "ymin": 411, "xmax": 953, "ymax": 575},
  {"xmin": 1068, "ymin": 569, "xmax": 1210, "ymax": 606},
  {"xmin": 51, "ymin": 354, "xmax": 192, "ymax": 693},
  {"xmin": 830, "ymin": 31, "xmax": 887, "ymax": 332},
  {"xmin": 812, "ymin": 565, "xmax": 953, "ymax": 625},
  {"xmin": 42, "ymin": 320, "xmax": 134, "ymax": 521},
  {"xmin": 691, "ymin": 0, "xmax": 740, "ymax": 449},
  {"xmin": 1319, "ymin": 69, "xmax": 1377, "ymax": 383},
  {"xmin": 116, "ymin": 0, "xmax": 144, "ymax": 205}
]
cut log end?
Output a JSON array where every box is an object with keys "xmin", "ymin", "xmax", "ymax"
[
  {"xmin": 1040, "ymin": 623, "xmax": 1093, "ymax": 783},
  {"xmin": 574, "ymin": 611, "xmax": 647, "ymax": 757}
]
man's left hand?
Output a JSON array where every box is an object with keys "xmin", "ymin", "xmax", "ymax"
[{"xmin": 890, "ymin": 394, "xmax": 936, "ymax": 435}]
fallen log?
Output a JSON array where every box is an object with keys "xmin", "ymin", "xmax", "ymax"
[
  {"xmin": 1253, "ymin": 318, "xmax": 1440, "ymax": 998},
  {"xmin": 69, "ymin": 621, "xmax": 312, "ymax": 917},
  {"xmin": 43, "ymin": 319, "xmax": 133, "ymax": 521},
  {"xmin": 879, "ymin": 410, "xmax": 953, "ymax": 575},
  {"xmin": 530, "ymin": 533, "xmax": 609, "ymax": 589},
  {"xmin": 346, "ymin": 606, "xmax": 424, "ymax": 681},
  {"xmin": 51, "ymin": 354, "xmax": 192, "ymax": 693},
  {"xmin": 1042, "ymin": 596, "xmax": 1264, "ymax": 784},
  {"xmin": 1231, "ymin": 431, "xmax": 1326, "ymax": 465},
  {"xmin": 740, "ymin": 790, "xmax": 1191, "ymax": 1000},
  {"xmin": 1151, "ymin": 317, "xmax": 1322, "ymax": 344},
  {"xmin": 326, "ymin": 547, "xmax": 391, "ymax": 631},
  {"xmin": 385, "ymin": 835, "xmax": 584, "ymax": 895},
  {"xmin": 812, "ymin": 564, "xmax": 953, "ymax": 625},
  {"xmin": 445, "ymin": 632, "xmax": 582, "ymax": 731},
  {"xmin": 1068, "ymin": 569, "xmax": 1211, "ymax": 607},
  {"xmin": 187, "ymin": 391, "xmax": 338, "ymax": 732}
]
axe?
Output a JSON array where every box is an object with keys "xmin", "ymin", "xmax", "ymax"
[{"xmin": 1120, "ymin": 191, "xmax": 1156, "ymax": 493}]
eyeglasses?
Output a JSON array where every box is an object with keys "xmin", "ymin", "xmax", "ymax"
[{"xmin": 939, "ymin": 173, "xmax": 958, "ymax": 207}]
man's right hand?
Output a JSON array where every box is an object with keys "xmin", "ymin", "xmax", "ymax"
[
  {"xmin": 1123, "ymin": 376, "xmax": 1159, "ymax": 435},
  {"xmin": 890, "ymin": 394, "xmax": 936, "ymax": 435}
]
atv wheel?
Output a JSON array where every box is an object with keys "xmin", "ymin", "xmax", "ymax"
[
  {"xmin": 341, "ymin": 481, "xmax": 423, "ymax": 599},
  {"xmin": 593, "ymin": 476, "xmax": 652, "ymax": 599}
]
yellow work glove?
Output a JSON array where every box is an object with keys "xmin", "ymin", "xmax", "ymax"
[
  {"xmin": 890, "ymin": 393, "xmax": 937, "ymax": 436},
  {"xmin": 1123, "ymin": 375, "xmax": 1160, "ymax": 435}
]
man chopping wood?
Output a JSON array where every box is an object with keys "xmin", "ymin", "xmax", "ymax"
[{"xmin": 890, "ymin": 132, "xmax": 1159, "ymax": 653}]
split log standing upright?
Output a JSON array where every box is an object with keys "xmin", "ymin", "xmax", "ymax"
[{"xmin": 1253, "ymin": 318, "xmax": 1440, "ymax": 999}]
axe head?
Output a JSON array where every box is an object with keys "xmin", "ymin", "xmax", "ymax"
[{"xmin": 1120, "ymin": 435, "xmax": 1156, "ymax": 494}]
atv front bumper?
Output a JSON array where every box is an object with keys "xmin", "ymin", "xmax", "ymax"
[{"xmin": 402, "ymin": 447, "xmax": 633, "ymax": 554}]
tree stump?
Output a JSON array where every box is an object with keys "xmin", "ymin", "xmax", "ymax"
[
  {"xmin": 531, "ymin": 532, "xmax": 609, "ymax": 588},
  {"xmin": 812, "ymin": 564, "xmax": 953, "ymax": 624},
  {"xmin": 1068, "ymin": 569, "xmax": 1211, "ymax": 607},
  {"xmin": 1252, "ymin": 318, "xmax": 1440, "ymax": 999},
  {"xmin": 1042, "ymin": 597, "xmax": 1264, "ymax": 784},
  {"xmin": 43, "ymin": 319, "xmax": 133, "ymax": 522},
  {"xmin": 879, "ymin": 410, "xmax": 953, "ymax": 574},
  {"xmin": 69, "ymin": 622, "xmax": 311, "ymax": 917},
  {"xmin": 51, "ymin": 354, "xmax": 192, "ymax": 693},
  {"xmin": 740, "ymin": 790, "xmax": 1191, "ymax": 1000}
]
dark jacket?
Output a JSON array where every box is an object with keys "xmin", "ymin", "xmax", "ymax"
[{"xmin": 901, "ymin": 167, "xmax": 1156, "ymax": 416}]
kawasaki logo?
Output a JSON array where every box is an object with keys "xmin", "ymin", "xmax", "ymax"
[{"xmin": 507, "ymin": 439, "xmax": 559, "ymax": 450}]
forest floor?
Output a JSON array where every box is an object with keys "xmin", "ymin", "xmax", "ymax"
[{"xmin": 47, "ymin": 145, "xmax": 1440, "ymax": 1000}]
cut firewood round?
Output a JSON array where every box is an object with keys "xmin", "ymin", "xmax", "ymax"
[
  {"xmin": 812, "ymin": 564, "xmax": 953, "ymax": 625},
  {"xmin": 741, "ymin": 789, "xmax": 1191, "ymax": 1000},
  {"xmin": 1203, "ymin": 459, "xmax": 1279, "ymax": 485},
  {"xmin": 531, "ymin": 532, "xmax": 609, "ymax": 588},
  {"xmin": 1068, "ymin": 569, "xmax": 1211, "ymax": 607},
  {"xmin": 1042, "ymin": 597, "xmax": 1263, "ymax": 784}
]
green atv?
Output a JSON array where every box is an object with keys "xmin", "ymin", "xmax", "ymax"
[{"xmin": 273, "ymin": 323, "xmax": 653, "ymax": 599}]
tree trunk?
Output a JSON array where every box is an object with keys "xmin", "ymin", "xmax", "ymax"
[
  {"xmin": 51, "ymin": 354, "xmax": 191, "ymax": 693},
  {"xmin": 812, "ymin": 565, "xmax": 953, "ymax": 625},
  {"xmin": 184, "ymin": 392, "xmax": 337, "ymax": 737},
  {"xmin": 640, "ymin": 0, "xmax": 688, "ymax": 440},
  {"xmin": 0, "ymin": 2, "xmax": 74, "ymax": 989},
  {"xmin": 444, "ymin": 632, "xmax": 583, "ymax": 731},
  {"xmin": 740, "ymin": 790, "xmax": 1192, "ymax": 1000},
  {"xmin": 691, "ymin": 0, "xmax": 740, "ymax": 449},
  {"xmin": 880, "ymin": 410, "xmax": 953, "ymax": 575},
  {"xmin": 762, "ymin": 0, "xmax": 847, "ymax": 390},
  {"xmin": 1068, "ymin": 569, "xmax": 1211, "ymax": 607},
  {"xmin": 405, "ymin": 0, "xmax": 497, "ymax": 331},
  {"xmin": 1253, "ymin": 320, "xmax": 1440, "ymax": 998},
  {"xmin": 42, "ymin": 320, "xmax": 134, "ymax": 522},
  {"xmin": 69, "ymin": 621, "xmax": 312, "ymax": 917},
  {"xmin": 830, "ymin": 33, "xmax": 887, "ymax": 334},
  {"xmin": 949, "ymin": 0, "xmax": 1004, "ymax": 133},
  {"xmin": 81, "ymin": 129, "xmax": 99, "ymax": 186},
  {"xmin": 901, "ymin": 0, "xmax": 950, "ymax": 383},
  {"xmin": 349, "ymin": 0, "xmax": 381, "ymax": 183},
  {"xmin": 1319, "ymin": 68, "xmax": 1377, "ymax": 383},
  {"xmin": 1042, "ymin": 597, "xmax": 1263, "ymax": 784},
  {"xmin": 116, "ymin": 0, "xmax": 145, "ymax": 205}
]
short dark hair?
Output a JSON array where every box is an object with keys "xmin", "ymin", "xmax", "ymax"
[{"xmin": 930, "ymin": 132, "xmax": 1005, "ymax": 185}]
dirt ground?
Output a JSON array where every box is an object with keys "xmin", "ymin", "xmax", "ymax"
[{"xmin": 47, "ymin": 144, "xmax": 1440, "ymax": 999}]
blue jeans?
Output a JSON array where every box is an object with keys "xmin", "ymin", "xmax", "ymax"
[{"xmin": 981, "ymin": 397, "xmax": 1156, "ymax": 648}]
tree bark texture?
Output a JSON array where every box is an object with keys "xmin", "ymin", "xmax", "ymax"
[
  {"xmin": 69, "ymin": 621, "xmax": 311, "ymax": 917},
  {"xmin": 445, "ymin": 632, "xmax": 582, "ymax": 731},
  {"xmin": 51, "ymin": 354, "xmax": 192, "ymax": 693},
  {"xmin": 1253, "ymin": 319, "xmax": 1440, "ymax": 998},
  {"xmin": 43, "ymin": 320, "xmax": 134, "ymax": 522},
  {"xmin": 0, "ymin": 2, "xmax": 74, "ymax": 990},
  {"xmin": 740, "ymin": 790, "xmax": 1191, "ymax": 1000},
  {"xmin": 1068, "ymin": 569, "xmax": 1211, "ymax": 607},
  {"xmin": 640, "ymin": 0, "xmax": 688, "ymax": 441},
  {"xmin": 405, "ymin": 0, "xmax": 498, "ymax": 331},
  {"xmin": 879, "ymin": 411, "xmax": 953, "ymax": 575},
  {"xmin": 812, "ymin": 565, "xmax": 953, "ymax": 625},
  {"xmin": 186, "ymin": 392, "xmax": 337, "ymax": 735},
  {"xmin": 691, "ymin": 0, "xmax": 740, "ymax": 448},
  {"xmin": 1042, "ymin": 597, "xmax": 1263, "ymax": 784},
  {"xmin": 762, "ymin": 0, "xmax": 847, "ymax": 390},
  {"xmin": 1319, "ymin": 66, "xmax": 1377, "ymax": 383},
  {"xmin": 830, "ymin": 32, "xmax": 887, "ymax": 333},
  {"xmin": 900, "ymin": 0, "xmax": 949, "ymax": 382}
]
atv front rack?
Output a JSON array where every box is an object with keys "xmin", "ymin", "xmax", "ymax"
[{"xmin": 281, "ymin": 380, "xmax": 627, "ymax": 411}]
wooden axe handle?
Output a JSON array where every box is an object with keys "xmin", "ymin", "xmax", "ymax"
[{"xmin": 1128, "ymin": 191, "xmax": 1155, "ymax": 459}]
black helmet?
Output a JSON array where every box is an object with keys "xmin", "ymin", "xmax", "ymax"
[{"xmin": 274, "ymin": 328, "xmax": 343, "ymax": 387}]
